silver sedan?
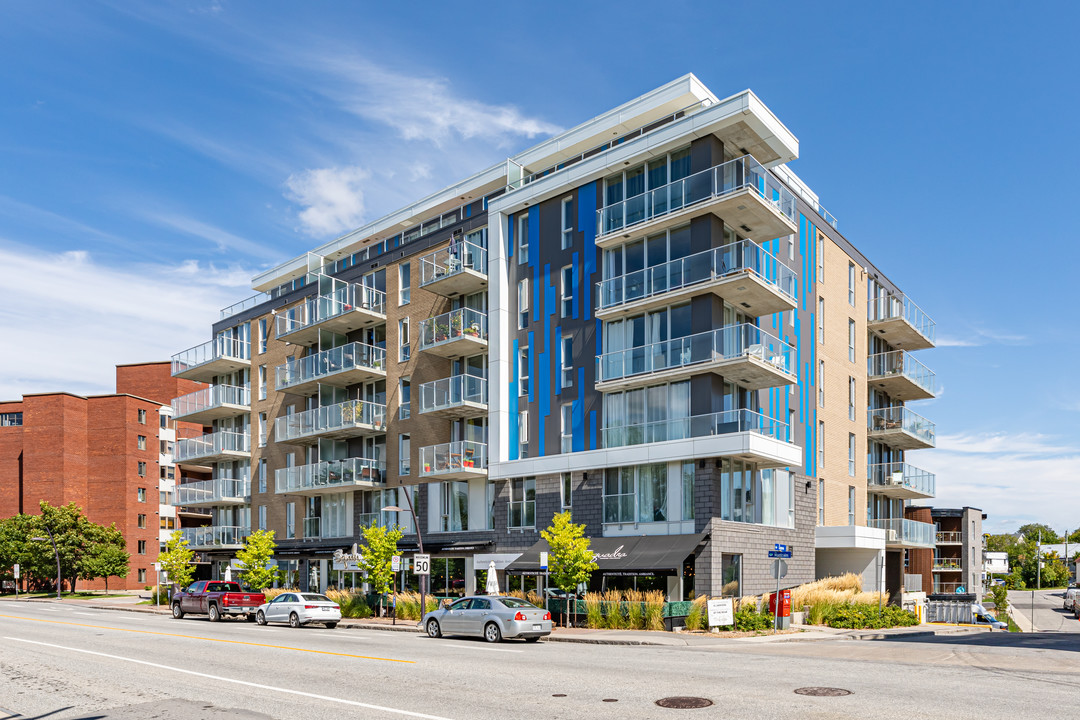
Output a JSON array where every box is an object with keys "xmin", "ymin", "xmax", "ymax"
[
  {"xmin": 255, "ymin": 592, "xmax": 342, "ymax": 629},
  {"xmin": 423, "ymin": 595, "xmax": 551, "ymax": 643}
]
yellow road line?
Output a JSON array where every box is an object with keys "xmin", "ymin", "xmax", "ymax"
[{"xmin": 0, "ymin": 613, "xmax": 414, "ymax": 664}]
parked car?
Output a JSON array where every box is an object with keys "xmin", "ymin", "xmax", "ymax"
[
  {"xmin": 255, "ymin": 592, "xmax": 341, "ymax": 629},
  {"xmin": 1064, "ymin": 587, "xmax": 1080, "ymax": 611},
  {"xmin": 171, "ymin": 580, "xmax": 265, "ymax": 622},
  {"xmin": 972, "ymin": 605, "xmax": 1008, "ymax": 630},
  {"xmin": 423, "ymin": 595, "xmax": 551, "ymax": 643}
]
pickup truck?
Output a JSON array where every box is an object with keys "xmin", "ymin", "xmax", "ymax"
[{"xmin": 171, "ymin": 580, "xmax": 265, "ymax": 622}]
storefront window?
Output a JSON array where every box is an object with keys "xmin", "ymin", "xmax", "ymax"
[
  {"xmin": 603, "ymin": 463, "xmax": 667, "ymax": 524},
  {"xmin": 430, "ymin": 557, "xmax": 466, "ymax": 597},
  {"xmin": 721, "ymin": 554, "xmax": 741, "ymax": 597}
]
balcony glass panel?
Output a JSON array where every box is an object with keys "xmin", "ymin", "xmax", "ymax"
[
  {"xmin": 936, "ymin": 531, "xmax": 962, "ymax": 544},
  {"xmin": 174, "ymin": 430, "xmax": 250, "ymax": 463},
  {"xmin": 419, "ymin": 240, "xmax": 488, "ymax": 286},
  {"xmin": 597, "ymin": 155, "xmax": 796, "ymax": 237},
  {"xmin": 868, "ymin": 406, "xmax": 936, "ymax": 445},
  {"xmin": 171, "ymin": 336, "xmax": 250, "ymax": 376},
  {"xmin": 597, "ymin": 239, "xmax": 796, "ymax": 310},
  {"xmin": 933, "ymin": 558, "xmax": 963, "ymax": 570},
  {"xmin": 419, "ymin": 440, "xmax": 487, "ymax": 476},
  {"xmin": 275, "ymin": 283, "xmax": 386, "ymax": 338},
  {"xmin": 419, "ymin": 374, "xmax": 488, "ymax": 414},
  {"xmin": 303, "ymin": 516, "xmax": 321, "ymax": 538},
  {"xmin": 867, "ymin": 351, "xmax": 936, "ymax": 394},
  {"xmin": 357, "ymin": 511, "xmax": 398, "ymax": 529},
  {"xmin": 274, "ymin": 457, "xmax": 385, "ymax": 493},
  {"xmin": 173, "ymin": 478, "xmax": 250, "ymax": 505},
  {"xmin": 172, "ymin": 385, "xmax": 250, "ymax": 418},
  {"xmin": 220, "ymin": 292, "xmax": 270, "ymax": 321},
  {"xmin": 868, "ymin": 518, "xmax": 935, "ymax": 547},
  {"xmin": 868, "ymin": 294, "xmax": 936, "ymax": 345},
  {"xmin": 275, "ymin": 342, "xmax": 386, "ymax": 391},
  {"xmin": 180, "ymin": 526, "xmax": 250, "ymax": 548},
  {"xmin": 602, "ymin": 409, "xmax": 788, "ymax": 448},
  {"xmin": 867, "ymin": 462, "xmax": 936, "ymax": 496},
  {"xmin": 596, "ymin": 323, "xmax": 794, "ymax": 384},
  {"xmin": 274, "ymin": 400, "xmax": 386, "ymax": 442},
  {"xmin": 417, "ymin": 308, "xmax": 488, "ymax": 351}
]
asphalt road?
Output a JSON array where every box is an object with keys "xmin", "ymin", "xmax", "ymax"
[
  {"xmin": 1, "ymin": 601, "xmax": 1079, "ymax": 720},
  {"xmin": 1008, "ymin": 588, "xmax": 1080, "ymax": 632}
]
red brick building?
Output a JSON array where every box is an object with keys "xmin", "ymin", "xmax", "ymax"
[{"xmin": 0, "ymin": 362, "xmax": 204, "ymax": 590}]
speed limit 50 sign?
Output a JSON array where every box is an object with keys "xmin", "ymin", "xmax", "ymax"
[{"xmin": 413, "ymin": 554, "xmax": 430, "ymax": 576}]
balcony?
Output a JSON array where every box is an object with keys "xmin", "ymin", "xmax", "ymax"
[
  {"xmin": 274, "ymin": 400, "xmax": 386, "ymax": 445},
  {"xmin": 180, "ymin": 525, "xmax": 249, "ymax": 550},
  {"xmin": 933, "ymin": 558, "xmax": 963, "ymax": 571},
  {"xmin": 936, "ymin": 531, "xmax": 962, "ymax": 545},
  {"xmin": 868, "ymin": 294, "xmax": 935, "ymax": 350},
  {"xmin": 274, "ymin": 457, "xmax": 386, "ymax": 496},
  {"xmin": 602, "ymin": 408, "xmax": 794, "ymax": 468},
  {"xmin": 596, "ymin": 324, "xmax": 795, "ymax": 392},
  {"xmin": 868, "ymin": 407, "xmax": 935, "ymax": 450},
  {"xmin": 867, "ymin": 518, "xmax": 936, "ymax": 549},
  {"xmin": 275, "ymin": 342, "xmax": 386, "ymax": 396},
  {"xmin": 419, "ymin": 440, "xmax": 487, "ymax": 480},
  {"xmin": 174, "ymin": 430, "xmax": 250, "ymax": 465},
  {"xmin": 596, "ymin": 240, "xmax": 796, "ymax": 320},
  {"xmin": 419, "ymin": 374, "xmax": 488, "ymax": 419},
  {"xmin": 867, "ymin": 351, "xmax": 936, "ymax": 401},
  {"xmin": 419, "ymin": 240, "xmax": 488, "ymax": 297},
  {"xmin": 418, "ymin": 308, "xmax": 488, "ymax": 358},
  {"xmin": 595, "ymin": 155, "xmax": 797, "ymax": 248},
  {"xmin": 357, "ymin": 510, "xmax": 397, "ymax": 530},
  {"xmin": 275, "ymin": 284, "xmax": 386, "ymax": 347},
  {"xmin": 176, "ymin": 506, "xmax": 212, "ymax": 519},
  {"xmin": 171, "ymin": 385, "xmax": 250, "ymax": 425},
  {"xmin": 867, "ymin": 462, "xmax": 935, "ymax": 500},
  {"xmin": 173, "ymin": 478, "xmax": 250, "ymax": 507},
  {"xmin": 171, "ymin": 337, "xmax": 250, "ymax": 383}
]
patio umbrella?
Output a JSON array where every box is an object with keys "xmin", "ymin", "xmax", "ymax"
[{"xmin": 485, "ymin": 560, "xmax": 500, "ymax": 596}]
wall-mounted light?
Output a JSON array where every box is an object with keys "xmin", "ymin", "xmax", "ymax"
[{"xmin": 805, "ymin": 480, "xmax": 812, "ymax": 493}]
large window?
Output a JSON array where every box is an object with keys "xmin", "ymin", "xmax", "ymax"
[
  {"xmin": 508, "ymin": 478, "xmax": 535, "ymax": 529},
  {"xmin": 603, "ymin": 464, "xmax": 667, "ymax": 524},
  {"xmin": 440, "ymin": 481, "xmax": 469, "ymax": 532},
  {"xmin": 602, "ymin": 381, "xmax": 690, "ymax": 446},
  {"xmin": 721, "ymin": 554, "xmax": 742, "ymax": 598},
  {"xmin": 602, "ymin": 147, "xmax": 691, "ymax": 211}
]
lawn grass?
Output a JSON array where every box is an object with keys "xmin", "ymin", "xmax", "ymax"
[{"xmin": 0, "ymin": 591, "xmax": 133, "ymax": 600}]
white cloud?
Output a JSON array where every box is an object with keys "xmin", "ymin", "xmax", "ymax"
[
  {"xmin": 0, "ymin": 242, "xmax": 253, "ymax": 400},
  {"xmin": 284, "ymin": 165, "xmax": 370, "ymax": 237},
  {"xmin": 936, "ymin": 328, "xmax": 1028, "ymax": 348},
  {"xmin": 922, "ymin": 431, "xmax": 1080, "ymax": 534},
  {"xmin": 140, "ymin": 211, "xmax": 279, "ymax": 261}
]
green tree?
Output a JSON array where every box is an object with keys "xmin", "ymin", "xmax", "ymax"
[
  {"xmin": 540, "ymin": 511, "xmax": 598, "ymax": 627},
  {"xmin": 357, "ymin": 522, "xmax": 402, "ymax": 616},
  {"xmin": 1017, "ymin": 523, "xmax": 1059, "ymax": 544},
  {"xmin": 1067, "ymin": 529, "xmax": 1080, "ymax": 544},
  {"xmin": 158, "ymin": 530, "xmax": 195, "ymax": 595},
  {"xmin": 78, "ymin": 524, "xmax": 129, "ymax": 592},
  {"xmin": 235, "ymin": 529, "xmax": 280, "ymax": 591},
  {"xmin": 985, "ymin": 534, "xmax": 1018, "ymax": 554}
]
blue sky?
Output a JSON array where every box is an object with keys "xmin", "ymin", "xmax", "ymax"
[{"xmin": 1, "ymin": 1, "xmax": 1076, "ymax": 533}]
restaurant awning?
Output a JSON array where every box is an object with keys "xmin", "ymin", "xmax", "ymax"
[{"xmin": 505, "ymin": 533, "xmax": 707, "ymax": 576}]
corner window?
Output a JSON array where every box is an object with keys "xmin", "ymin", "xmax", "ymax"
[{"xmin": 721, "ymin": 554, "xmax": 741, "ymax": 598}]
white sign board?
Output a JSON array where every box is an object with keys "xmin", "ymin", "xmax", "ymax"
[
  {"xmin": 12, "ymin": 564, "xmax": 18, "ymax": 579},
  {"xmin": 707, "ymin": 598, "xmax": 734, "ymax": 628},
  {"xmin": 539, "ymin": 552, "xmax": 548, "ymax": 570},
  {"xmin": 414, "ymin": 554, "xmax": 430, "ymax": 576},
  {"xmin": 332, "ymin": 547, "xmax": 364, "ymax": 572},
  {"xmin": 391, "ymin": 555, "xmax": 401, "ymax": 573}
]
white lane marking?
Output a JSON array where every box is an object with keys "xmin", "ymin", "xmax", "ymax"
[
  {"xmin": 442, "ymin": 643, "xmax": 523, "ymax": 654},
  {"xmin": 37, "ymin": 607, "xmax": 60, "ymax": 612},
  {"xmin": 5, "ymin": 637, "xmax": 451, "ymax": 720},
  {"xmin": 72, "ymin": 612, "xmax": 102, "ymax": 617}
]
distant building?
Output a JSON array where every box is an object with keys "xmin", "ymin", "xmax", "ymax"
[
  {"xmin": 906, "ymin": 507, "xmax": 985, "ymax": 596},
  {"xmin": 984, "ymin": 551, "xmax": 1009, "ymax": 577}
]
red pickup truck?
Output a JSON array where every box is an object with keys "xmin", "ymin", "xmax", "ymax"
[{"xmin": 170, "ymin": 580, "xmax": 265, "ymax": 622}]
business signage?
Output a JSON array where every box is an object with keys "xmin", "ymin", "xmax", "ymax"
[
  {"xmin": 707, "ymin": 598, "xmax": 734, "ymax": 628},
  {"xmin": 332, "ymin": 545, "xmax": 364, "ymax": 572}
]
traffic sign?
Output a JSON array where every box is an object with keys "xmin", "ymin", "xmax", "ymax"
[
  {"xmin": 768, "ymin": 551, "xmax": 793, "ymax": 558},
  {"xmin": 413, "ymin": 554, "xmax": 430, "ymax": 576},
  {"xmin": 539, "ymin": 552, "xmax": 548, "ymax": 571},
  {"xmin": 771, "ymin": 559, "xmax": 788, "ymax": 579},
  {"xmin": 774, "ymin": 544, "xmax": 788, "ymax": 553},
  {"xmin": 12, "ymin": 563, "xmax": 18, "ymax": 579},
  {"xmin": 391, "ymin": 555, "xmax": 401, "ymax": 573}
]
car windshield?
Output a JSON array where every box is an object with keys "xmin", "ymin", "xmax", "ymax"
[
  {"xmin": 301, "ymin": 594, "xmax": 331, "ymax": 603},
  {"xmin": 498, "ymin": 597, "xmax": 538, "ymax": 609}
]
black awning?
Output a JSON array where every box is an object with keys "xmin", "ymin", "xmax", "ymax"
[{"xmin": 505, "ymin": 533, "xmax": 705, "ymax": 575}]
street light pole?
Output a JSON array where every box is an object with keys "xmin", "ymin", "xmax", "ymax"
[
  {"xmin": 32, "ymin": 526, "xmax": 61, "ymax": 600},
  {"xmin": 383, "ymin": 488, "xmax": 425, "ymax": 624}
]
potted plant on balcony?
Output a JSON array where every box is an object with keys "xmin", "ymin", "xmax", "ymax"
[
  {"xmin": 434, "ymin": 321, "xmax": 449, "ymax": 343},
  {"xmin": 450, "ymin": 312, "xmax": 463, "ymax": 337}
]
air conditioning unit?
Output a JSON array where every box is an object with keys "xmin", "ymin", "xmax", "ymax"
[
  {"xmin": 888, "ymin": 472, "xmax": 905, "ymax": 486},
  {"xmin": 886, "ymin": 529, "xmax": 899, "ymax": 542}
]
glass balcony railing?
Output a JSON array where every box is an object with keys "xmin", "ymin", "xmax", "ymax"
[
  {"xmin": 597, "ymin": 155, "xmax": 796, "ymax": 237},
  {"xmin": 867, "ymin": 351, "xmax": 936, "ymax": 395},
  {"xmin": 936, "ymin": 531, "xmax": 962, "ymax": 544},
  {"xmin": 868, "ymin": 406, "xmax": 936, "ymax": 446},
  {"xmin": 868, "ymin": 294, "xmax": 936, "ymax": 345},
  {"xmin": 868, "ymin": 518, "xmax": 935, "ymax": 547},
  {"xmin": 171, "ymin": 336, "xmax": 250, "ymax": 377},
  {"xmin": 419, "ymin": 240, "xmax": 488, "ymax": 286},
  {"xmin": 303, "ymin": 516, "xmax": 321, "ymax": 538},
  {"xmin": 274, "ymin": 400, "xmax": 386, "ymax": 443},
  {"xmin": 419, "ymin": 374, "xmax": 488, "ymax": 414},
  {"xmin": 596, "ymin": 324, "xmax": 794, "ymax": 385},
  {"xmin": 602, "ymin": 409, "xmax": 788, "ymax": 449},
  {"xmin": 418, "ymin": 308, "xmax": 488, "ymax": 351},
  {"xmin": 275, "ymin": 342, "xmax": 386, "ymax": 391},
  {"xmin": 867, "ymin": 462, "xmax": 936, "ymax": 496},
  {"xmin": 173, "ymin": 478, "xmax": 250, "ymax": 506},
  {"xmin": 220, "ymin": 292, "xmax": 270, "ymax": 321},
  {"xmin": 419, "ymin": 440, "xmax": 487, "ymax": 477},
  {"xmin": 275, "ymin": 284, "xmax": 386, "ymax": 338},
  {"xmin": 274, "ymin": 457, "xmax": 385, "ymax": 494},
  {"xmin": 933, "ymin": 558, "xmax": 963, "ymax": 571},
  {"xmin": 357, "ymin": 511, "xmax": 397, "ymax": 529},
  {"xmin": 174, "ymin": 430, "xmax": 250, "ymax": 463},
  {"xmin": 596, "ymin": 240, "xmax": 796, "ymax": 311},
  {"xmin": 180, "ymin": 525, "xmax": 250, "ymax": 548},
  {"xmin": 171, "ymin": 385, "xmax": 250, "ymax": 419}
]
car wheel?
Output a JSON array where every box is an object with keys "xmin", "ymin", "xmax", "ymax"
[
  {"xmin": 426, "ymin": 619, "xmax": 442, "ymax": 638},
  {"xmin": 325, "ymin": 623, "xmax": 338, "ymax": 629},
  {"xmin": 289, "ymin": 612, "xmax": 301, "ymax": 628},
  {"xmin": 484, "ymin": 622, "xmax": 502, "ymax": 644},
  {"xmin": 256, "ymin": 611, "xmax": 267, "ymax": 626},
  {"xmin": 208, "ymin": 604, "xmax": 220, "ymax": 622},
  {"xmin": 524, "ymin": 636, "xmax": 540, "ymax": 643},
  {"xmin": 171, "ymin": 603, "xmax": 184, "ymax": 619}
]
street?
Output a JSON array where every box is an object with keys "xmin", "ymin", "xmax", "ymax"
[
  {"xmin": 2, "ymin": 602, "xmax": 1079, "ymax": 719},
  {"xmin": 1007, "ymin": 589, "xmax": 1080, "ymax": 633}
]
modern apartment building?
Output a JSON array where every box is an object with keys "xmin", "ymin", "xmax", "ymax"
[
  {"xmin": 0, "ymin": 362, "xmax": 202, "ymax": 590},
  {"xmin": 923, "ymin": 507, "xmax": 984, "ymax": 596},
  {"xmin": 171, "ymin": 74, "xmax": 939, "ymax": 599}
]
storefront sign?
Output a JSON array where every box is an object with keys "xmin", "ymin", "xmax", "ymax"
[
  {"xmin": 332, "ymin": 546, "xmax": 364, "ymax": 572},
  {"xmin": 707, "ymin": 598, "xmax": 734, "ymax": 628},
  {"xmin": 592, "ymin": 545, "xmax": 628, "ymax": 562}
]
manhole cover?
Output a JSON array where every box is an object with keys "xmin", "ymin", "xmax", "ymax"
[
  {"xmin": 656, "ymin": 697, "xmax": 714, "ymax": 709},
  {"xmin": 794, "ymin": 687, "xmax": 853, "ymax": 697}
]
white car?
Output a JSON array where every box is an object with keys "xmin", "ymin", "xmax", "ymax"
[
  {"xmin": 1063, "ymin": 587, "xmax": 1079, "ymax": 611},
  {"xmin": 255, "ymin": 592, "xmax": 342, "ymax": 629}
]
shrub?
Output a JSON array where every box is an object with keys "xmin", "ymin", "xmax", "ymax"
[
  {"xmin": 822, "ymin": 602, "xmax": 917, "ymax": 629},
  {"xmin": 990, "ymin": 584, "xmax": 1009, "ymax": 615},
  {"xmin": 735, "ymin": 603, "xmax": 772, "ymax": 632},
  {"xmin": 602, "ymin": 590, "xmax": 625, "ymax": 629},
  {"xmin": 262, "ymin": 587, "xmax": 298, "ymax": 602},
  {"xmin": 584, "ymin": 592, "xmax": 604, "ymax": 629},
  {"xmin": 644, "ymin": 590, "xmax": 665, "ymax": 631},
  {"xmin": 147, "ymin": 585, "xmax": 171, "ymax": 605},
  {"xmin": 625, "ymin": 590, "xmax": 645, "ymax": 630},
  {"xmin": 684, "ymin": 595, "xmax": 707, "ymax": 631},
  {"xmin": 526, "ymin": 590, "xmax": 544, "ymax": 608},
  {"xmin": 324, "ymin": 589, "xmax": 372, "ymax": 619}
]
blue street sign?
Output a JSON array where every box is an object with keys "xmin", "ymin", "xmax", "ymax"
[
  {"xmin": 774, "ymin": 544, "xmax": 787, "ymax": 552},
  {"xmin": 768, "ymin": 551, "xmax": 793, "ymax": 558}
]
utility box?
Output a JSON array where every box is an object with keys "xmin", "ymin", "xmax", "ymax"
[{"xmin": 770, "ymin": 589, "xmax": 792, "ymax": 629}]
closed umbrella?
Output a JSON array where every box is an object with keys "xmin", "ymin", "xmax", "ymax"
[{"xmin": 485, "ymin": 560, "xmax": 500, "ymax": 596}]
